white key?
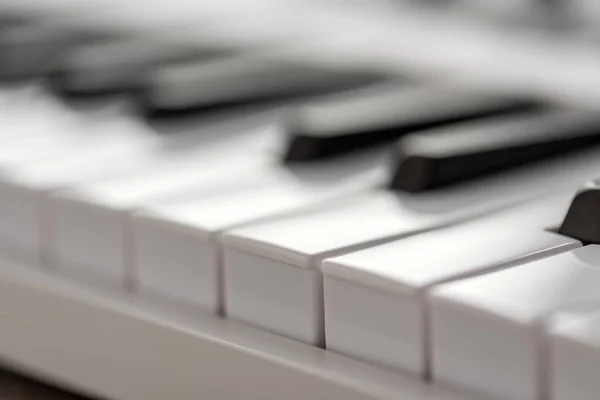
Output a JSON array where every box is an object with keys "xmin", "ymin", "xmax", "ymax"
[
  {"xmin": 0, "ymin": 114, "xmax": 162, "ymax": 261},
  {"xmin": 0, "ymin": 88, "xmax": 84, "ymax": 149},
  {"xmin": 49, "ymin": 118, "xmax": 283, "ymax": 285},
  {"xmin": 219, "ymin": 190, "xmax": 506, "ymax": 345},
  {"xmin": 550, "ymin": 303, "xmax": 600, "ymax": 400},
  {"xmin": 0, "ymin": 87, "xmax": 134, "ymax": 160},
  {"xmin": 321, "ymin": 191, "xmax": 579, "ymax": 378},
  {"xmin": 220, "ymin": 141, "xmax": 600, "ymax": 347},
  {"xmin": 132, "ymin": 153, "xmax": 385, "ymax": 312},
  {"xmin": 429, "ymin": 245, "xmax": 600, "ymax": 400}
]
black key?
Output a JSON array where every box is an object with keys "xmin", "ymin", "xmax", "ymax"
[
  {"xmin": 138, "ymin": 55, "xmax": 382, "ymax": 120},
  {"xmin": 390, "ymin": 109, "xmax": 600, "ymax": 192},
  {"xmin": 51, "ymin": 36, "xmax": 226, "ymax": 99},
  {"xmin": 283, "ymin": 84, "xmax": 540, "ymax": 162},
  {"xmin": 0, "ymin": 22, "xmax": 115, "ymax": 81},
  {"xmin": 559, "ymin": 181, "xmax": 600, "ymax": 244}
]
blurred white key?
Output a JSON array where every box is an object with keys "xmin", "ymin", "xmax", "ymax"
[
  {"xmin": 49, "ymin": 119, "xmax": 283, "ymax": 286},
  {"xmin": 550, "ymin": 304, "xmax": 600, "ymax": 400},
  {"xmin": 430, "ymin": 245, "xmax": 600, "ymax": 400},
  {"xmin": 0, "ymin": 114, "xmax": 162, "ymax": 262},
  {"xmin": 132, "ymin": 153, "xmax": 384, "ymax": 312},
  {"xmin": 321, "ymin": 191, "xmax": 579, "ymax": 377},
  {"xmin": 0, "ymin": 87, "xmax": 84, "ymax": 148},
  {"xmin": 0, "ymin": 105, "xmax": 149, "ymax": 180},
  {"xmin": 221, "ymin": 147, "xmax": 600, "ymax": 347}
]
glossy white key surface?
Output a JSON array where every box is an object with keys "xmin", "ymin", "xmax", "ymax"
[
  {"xmin": 51, "ymin": 159, "xmax": 268, "ymax": 284},
  {"xmin": 221, "ymin": 188, "xmax": 497, "ymax": 346},
  {"xmin": 47, "ymin": 114, "xmax": 284, "ymax": 284},
  {"xmin": 219, "ymin": 147, "xmax": 600, "ymax": 347},
  {"xmin": 223, "ymin": 191, "xmax": 452, "ymax": 268},
  {"xmin": 430, "ymin": 245, "xmax": 600, "ymax": 400},
  {"xmin": 133, "ymin": 158, "xmax": 382, "ymax": 311},
  {"xmin": 550, "ymin": 304, "xmax": 600, "ymax": 400},
  {"xmin": 0, "ymin": 115, "xmax": 161, "ymax": 262},
  {"xmin": 320, "ymin": 192, "xmax": 580, "ymax": 377}
]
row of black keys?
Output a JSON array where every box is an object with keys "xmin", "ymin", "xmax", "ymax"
[{"xmin": 2, "ymin": 14, "xmax": 600, "ymax": 246}]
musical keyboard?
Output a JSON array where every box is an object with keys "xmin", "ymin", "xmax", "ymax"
[{"xmin": 1, "ymin": 2, "xmax": 600, "ymax": 400}]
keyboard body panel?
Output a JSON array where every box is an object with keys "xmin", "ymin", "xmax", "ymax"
[{"xmin": 0, "ymin": 256, "xmax": 478, "ymax": 400}]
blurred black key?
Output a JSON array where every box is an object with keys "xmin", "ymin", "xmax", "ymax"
[
  {"xmin": 391, "ymin": 110, "xmax": 600, "ymax": 192},
  {"xmin": 139, "ymin": 55, "xmax": 382, "ymax": 120},
  {"xmin": 284, "ymin": 84, "xmax": 540, "ymax": 162},
  {"xmin": 51, "ymin": 36, "xmax": 226, "ymax": 98},
  {"xmin": 0, "ymin": 22, "xmax": 116, "ymax": 80},
  {"xmin": 559, "ymin": 181, "xmax": 600, "ymax": 244}
]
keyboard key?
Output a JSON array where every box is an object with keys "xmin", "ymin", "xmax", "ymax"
[
  {"xmin": 52, "ymin": 161, "xmax": 269, "ymax": 285},
  {"xmin": 0, "ymin": 114, "xmax": 160, "ymax": 263},
  {"xmin": 391, "ymin": 110, "xmax": 600, "ymax": 192},
  {"xmin": 132, "ymin": 154, "xmax": 384, "ymax": 312},
  {"xmin": 558, "ymin": 179, "xmax": 600, "ymax": 244},
  {"xmin": 321, "ymin": 191, "xmax": 579, "ymax": 377},
  {"xmin": 141, "ymin": 54, "xmax": 380, "ymax": 118},
  {"xmin": 221, "ymin": 145, "xmax": 600, "ymax": 347},
  {"xmin": 430, "ymin": 245, "xmax": 600, "ymax": 400},
  {"xmin": 54, "ymin": 35, "xmax": 224, "ymax": 97},
  {"xmin": 0, "ymin": 88, "xmax": 128, "ymax": 165},
  {"xmin": 284, "ymin": 83, "xmax": 539, "ymax": 162},
  {"xmin": 48, "ymin": 116, "xmax": 285, "ymax": 285},
  {"xmin": 550, "ymin": 305, "xmax": 600, "ymax": 400},
  {"xmin": 220, "ymin": 190, "xmax": 518, "ymax": 346},
  {"xmin": 0, "ymin": 22, "xmax": 113, "ymax": 79}
]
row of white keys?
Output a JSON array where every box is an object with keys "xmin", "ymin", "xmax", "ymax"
[
  {"xmin": 120, "ymin": 85, "xmax": 539, "ymax": 323},
  {"xmin": 0, "ymin": 83, "xmax": 188, "ymax": 255},
  {"xmin": 428, "ymin": 243, "xmax": 600, "ymax": 400},
  {"xmin": 218, "ymin": 131, "xmax": 600, "ymax": 347},
  {"xmin": 0, "ymin": 100, "xmax": 163, "ymax": 257},
  {"xmin": 321, "ymin": 189, "xmax": 578, "ymax": 378},
  {"xmin": 132, "ymin": 152, "xmax": 386, "ymax": 313},
  {"xmin": 0, "ymin": 32, "xmax": 293, "ymax": 262},
  {"xmin": 47, "ymin": 83, "xmax": 526, "ymax": 287},
  {"xmin": 413, "ymin": 178, "xmax": 600, "ymax": 400},
  {"xmin": 1, "ymin": 107, "xmax": 283, "ymax": 268},
  {"xmin": 50, "ymin": 145, "xmax": 384, "ymax": 287},
  {"xmin": 0, "ymin": 13, "xmax": 310, "ymax": 274}
]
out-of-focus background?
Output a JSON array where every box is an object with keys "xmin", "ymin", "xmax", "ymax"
[{"xmin": 3, "ymin": 0, "xmax": 600, "ymax": 108}]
